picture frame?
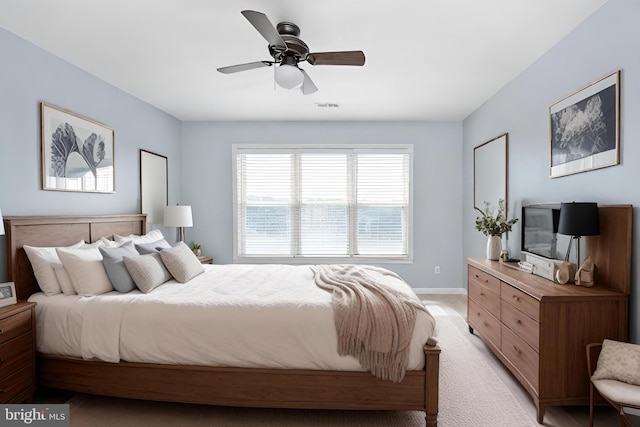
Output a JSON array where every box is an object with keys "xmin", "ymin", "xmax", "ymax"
[
  {"xmin": 549, "ymin": 70, "xmax": 620, "ymax": 178},
  {"xmin": 41, "ymin": 102, "xmax": 115, "ymax": 192},
  {"xmin": 0, "ymin": 282, "xmax": 17, "ymax": 308},
  {"xmin": 140, "ymin": 149, "xmax": 168, "ymax": 228}
]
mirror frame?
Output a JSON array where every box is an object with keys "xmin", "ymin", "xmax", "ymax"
[
  {"xmin": 474, "ymin": 133, "xmax": 508, "ymax": 213},
  {"xmin": 140, "ymin": 149, "xmax": 168, "ymax": 229}
]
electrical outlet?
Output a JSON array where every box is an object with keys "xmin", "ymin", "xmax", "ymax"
[{"xmin": 434, "ymin": 266, "xmax": 440, "ymax": 275}]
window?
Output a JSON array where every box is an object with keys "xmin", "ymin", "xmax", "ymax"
[{"xmin": 233, "ymin": 144, "xmax": 412, "ymax": 262}]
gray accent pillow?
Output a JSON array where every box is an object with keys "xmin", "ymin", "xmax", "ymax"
[
  {"xmin": 123, "ymin": 253, "xmax": 172, "ymax": 293},
  {"xmin": 135, "ymin": 238, "xmax": 172, "ymax": 255},
  {"xmin": 99, "ymin": 241, "xmax": 139, "ymax": 293},
  {"xmin": 159, "ymin": 241, "xmax": 204, "ymax": 283}
]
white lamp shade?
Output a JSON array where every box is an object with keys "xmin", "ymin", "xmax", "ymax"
[
  {"xmin": 164, "ymin": 205, "xmax": 193, "ymax": 227},
  {"xmin": 275, "ymin": 64, "xmax": 304, "ymax": 89},
  {"xmin": 0, "ymin": 208, "xmax": 4, "ymax": 236}
]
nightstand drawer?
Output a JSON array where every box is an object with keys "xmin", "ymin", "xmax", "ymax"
[
  {"xmin": 469, "ymin": 279, "xmax": 500, "ymax": 317},
  {"xmin": 501, "ymin": 302, "xmax": 539, "ymax": 352},
  {"xmin": 468, "ymin": 266, "xmax": 501, "ymax": 295},
  {"xmin": 501, "ymin": 282, "xmax": 540, "ymax": 321},
  {"xmin": 502, "ymin": 325, "xmax": 538, "ymax": 390},
  {"xmin": 468, "ymin": 298, "xmax": 501, "ymax": 349},
  {"xmin": 0, "ymin": 365, "xmax": 33, "ymax": 404},
  {"xmin": 0, "ymin": 333, "xmax": 33, "ymax": 380},
  {"xmin": 0, "ymin": 309, "xmax": 32, "ymax": 345}
]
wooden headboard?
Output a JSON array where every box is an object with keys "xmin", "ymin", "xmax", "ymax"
[{"xmin": 3, "ymin": 214, "xmax": 147, "ymax": 301}]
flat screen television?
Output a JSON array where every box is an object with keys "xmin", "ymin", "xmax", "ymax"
[{"xmin": 521, "ymin": 205, "xmax": 561, "ymax": 260}]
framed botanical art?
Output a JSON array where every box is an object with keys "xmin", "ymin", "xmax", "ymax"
[
  {"xmin": 41, "ymin": 103, "xmax": 115, "ymax": 192},
  {"xmin": 549, "ymin": 70, "xmax": 620, "ymax": 178}
]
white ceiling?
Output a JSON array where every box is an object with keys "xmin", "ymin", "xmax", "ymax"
[{"xmin": 0, "ymin": 1, "xmax": 608, "ymax": 122}]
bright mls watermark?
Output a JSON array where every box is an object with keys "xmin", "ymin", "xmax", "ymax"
[{"xmin": 1, "ymin": 405, "xmax": 69, "ymax": 426}]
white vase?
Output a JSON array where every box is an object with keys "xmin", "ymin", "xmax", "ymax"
[{"xmin": 486, "ymin": 235, "xmax": 502, "ymax": 261}]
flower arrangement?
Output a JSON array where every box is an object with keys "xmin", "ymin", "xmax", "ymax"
[{"xmin": 475, "ymin": 199, "xmax": 518, "ymax": 236}]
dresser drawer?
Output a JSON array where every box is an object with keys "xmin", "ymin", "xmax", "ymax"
[
  {"xmin": 501, "ymin": 302, "xmax": 539, "ymax": 352},
  {"xmin": 0, "ymin": 333, "xmax": 33, "ymax": 380},
  {"xmin": 0, "ymin": 365, "xmax": 33, "ymax": 403},
  {"xmin": 502, "ymin": 325, "xmax": 539, "ymax": 390},
  {"xmin": 468, "ymin": 266, "xmax": 501, "ymax": 295},
  {"xmin": 468, "ymin": 280, "xmax": 500, "ymax": 317},
  {"xmin": 501, "ymin": 282, "xmax": 540, "ymax": 321},
  {"xmin": 0, "ymin": 309, "xmax": 32, "ymax": 346},
  {"xmin": 468, "ymin": 298, "xmax": 501, "ymax": 349}
]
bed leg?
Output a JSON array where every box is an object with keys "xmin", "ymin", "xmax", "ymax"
[
  {"xmin": 425, "ymin": 412, "xmax": 438, "ymax": 427},
  {"xmin": 424, "ymin": 344, "xmax": 441, "ymax": 427}
]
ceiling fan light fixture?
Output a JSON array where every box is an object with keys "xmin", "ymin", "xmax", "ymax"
[{"xmin": 275, "ymin": 63, "xmax": 304, "ymax": 89}]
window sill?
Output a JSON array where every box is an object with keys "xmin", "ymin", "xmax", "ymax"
[{"xmin": 233, "ymin": 256, "xmax": 414, "ymax": 265}]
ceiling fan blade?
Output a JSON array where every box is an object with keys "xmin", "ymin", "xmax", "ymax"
[
  {"xmin": 217, "ymin": 61, "xmax": 273, "ymax": 74},
  {"xmin": 241, "ymin": 10, "xmax": 286, "ymax": 50},
  {"xmin": 300, "ymin": 69, "xmax": 318, "ymax": 95},
  {"xmin": 307, "ymin": 51, "xmax": 365, "ymax": 66}
]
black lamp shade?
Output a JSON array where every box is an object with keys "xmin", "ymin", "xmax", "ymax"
[{"xmin": 558, "ymin": 202, "xmax": 600, "ymax": 237}]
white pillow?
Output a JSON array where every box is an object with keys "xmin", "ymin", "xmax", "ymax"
[
  {"xmin": 23, "ymin": 241, "xmax": 85, "ymax": 296},
  {"xmin": 52, "ymin": 263, "xmax": 76, "ymax": 295},
  {"xmin": 56, "ymin": 247, "xmax": 113, "ymax": 296},
  {"xmin": 114, "ymin": 229, "xmax": 163, "ymax": 244},
  {"xmin": 81, "ymin": 240, "xmax": 106, "ymax": 249},
  {"xmin": 99, "ymin": 237, "xmax": 122, "ymax": 248}
]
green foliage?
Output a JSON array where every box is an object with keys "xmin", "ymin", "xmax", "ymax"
[
  {"xmin": 475, "ymin": 199, "xmax": 518, "ymax": 236},
  {"xmin": 190, "ymin": 241, "xmax": 201, "ymax": 250}
]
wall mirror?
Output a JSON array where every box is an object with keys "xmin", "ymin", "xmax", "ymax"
[
  {"xmin": 140, "ymin": 149, "xmax": 168, "ymax": 229},
  {"xmin": 474, "ymin": 133, "xmax": 508, "ymax": 213}
]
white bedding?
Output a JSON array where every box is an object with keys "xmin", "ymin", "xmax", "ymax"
[{"xmin": 29, "ymin": 264, "xmax": 437, "ymax": 372}]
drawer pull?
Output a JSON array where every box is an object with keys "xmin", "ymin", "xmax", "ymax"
[
  {"xmin": 483, "ymin": 321, "xmax": 489, "ymax": 326},
  {"xmin": 516, "ymin": 319, "xmax": 522, "ymax": 325},
  {"xmin": 513, "ymin": 345, "xmax": 521, "ymax": 354},
  {"xmin": 512, "ymin": 295, "xmax": 520, "ymax": 302},
  {"xmin": 0, "ymin": 329, "xmax": 3, "ymax": 335},
  {"xmin": 476, "ymin": 312, "xmax": 481, "ymax": 317},
  {"xmin": 479, "ymin": 292, "xmax": 485, "ymax": 296},
  {"xmin": 0, "ymin": 358, "xmax": 3, "ymax": 364}
]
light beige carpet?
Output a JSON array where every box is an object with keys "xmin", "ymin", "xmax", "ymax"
[{"xmin": 67, "ymin": 307, "xmax": 537, "ymax": 426}]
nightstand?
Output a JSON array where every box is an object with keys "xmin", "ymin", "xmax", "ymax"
[
  {"xmin": 0, "ymin": 301, "xmax": 36, "ymax": 403},
  {"xmin": 197, "ymin": 256, "xmax": 213, "ymax": 264}
]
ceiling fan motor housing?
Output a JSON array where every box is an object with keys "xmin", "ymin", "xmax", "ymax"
[{"xmin": 268, "ymin": 22, "xmax": 309, "ymax": 63}]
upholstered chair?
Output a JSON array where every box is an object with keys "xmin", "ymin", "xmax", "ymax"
[{"xmin": 586, "ymin": 340, "xmax": 640, "ymax": 427}]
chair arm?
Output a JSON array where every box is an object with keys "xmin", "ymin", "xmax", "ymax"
[{"xmin": 586, "ymin": 342, "xmax": 603, "ymax": 376}]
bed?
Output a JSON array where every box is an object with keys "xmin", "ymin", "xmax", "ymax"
[{"xmin": 4, "ymin": 214, "xmax": 441, "ymax": 426}]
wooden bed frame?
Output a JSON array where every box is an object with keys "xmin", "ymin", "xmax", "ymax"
[{"xmin": 3, "ymin": 214, "xmax": 441, "ymax": 426}]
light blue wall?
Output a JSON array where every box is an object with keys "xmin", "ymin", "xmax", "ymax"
[
  {"xmin": 180, "ymin": 121, "xmax": 464, "ymax": 290},
  {"xmin": 0, "ymin": 28, "xmax": 182, "ymax": 282},
  {"xmin": 462, "ymin": 0, "xmax": 640, "ymax": 341}
]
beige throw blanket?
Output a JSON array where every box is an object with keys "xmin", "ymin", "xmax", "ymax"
[{"xmin": 312, "ymin": 264, "xmax": 427, "ymax": 382}]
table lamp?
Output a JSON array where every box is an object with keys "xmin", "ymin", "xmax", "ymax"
[
  {"xmin": 164, "ymin": 205, "xmax": 192, "ymax": 242},
  {"xmin": 558, "ymin": 202, "xmax": 599, "ymax": 266}
]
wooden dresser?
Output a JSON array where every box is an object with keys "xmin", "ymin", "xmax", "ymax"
[
  {"xmin": 467, "ymin": 205, "xmax": 631, "ymax": 423},
  {"xmin": 0, "ymin": 301, "xmax": 36, "ymax": 403}
]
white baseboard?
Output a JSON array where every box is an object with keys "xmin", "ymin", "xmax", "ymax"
[{"xmin": 413, "ymin": 288, "xmax": 467, "ymax": 295}]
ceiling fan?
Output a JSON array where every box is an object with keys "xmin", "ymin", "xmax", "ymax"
[{"xmin": 217, "ymin": 10, "xmax": 366, "ymax": 95}]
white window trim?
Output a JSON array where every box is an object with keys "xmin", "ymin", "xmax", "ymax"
[{"xmin": 232, "ymin": 144, "xmax": 414, "ymax": 264}]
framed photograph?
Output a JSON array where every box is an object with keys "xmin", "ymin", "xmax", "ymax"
[
  {"xmin": 0, "ymin": 282, "xmax": 17, "ymax": 308},
  {"xmin": 549, "ymin": 70, "xmax": 620, "ymax": 178},
  {"xmin": 140, "ymin": 149, "xmax": 168, "ymax": 228},
  {"xmin": 41, "ymin": 102, "xmax": 115, "ymax": 192}
]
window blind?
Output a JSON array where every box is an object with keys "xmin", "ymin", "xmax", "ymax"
[{"xmin": 234, "ymin": 145, "xmax": 412, "ymax": 260}]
